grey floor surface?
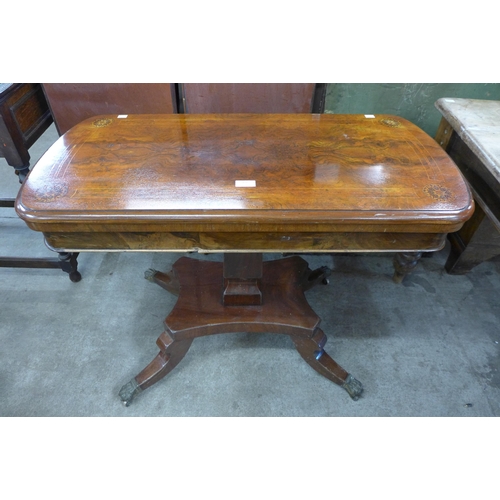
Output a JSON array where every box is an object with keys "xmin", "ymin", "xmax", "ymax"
[{"xmin": 1, "ymin": 123, "xmax": 500, "ymax": 417}]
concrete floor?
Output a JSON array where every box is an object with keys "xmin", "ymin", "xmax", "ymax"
[{"xmin": 1, "ymin": 123, "xmax": 500, "ymax": 417}]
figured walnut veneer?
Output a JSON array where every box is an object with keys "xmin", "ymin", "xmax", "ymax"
[{"xmin": 16, "ymin": 113, "xmax": 473, "ymax": 252}]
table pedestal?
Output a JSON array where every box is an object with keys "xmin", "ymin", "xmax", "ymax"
[{"xmin": 119, "ymin": 254, "xmax": 363, "ymax": 406}]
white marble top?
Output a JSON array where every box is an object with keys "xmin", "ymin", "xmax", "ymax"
[
  {"xmin": 0, "ymin": 83, "xmax": 14, "ymax": 94},
  {"xmin": 435, "ymin": 98, "xmax": 500, "ymax": 183}
]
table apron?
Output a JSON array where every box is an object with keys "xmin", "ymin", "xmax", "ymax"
[{"xmin": 42, "ymin": 231, "xmax": 447, "ymax": 253}]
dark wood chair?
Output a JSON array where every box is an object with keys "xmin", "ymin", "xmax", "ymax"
[
  {"xmin": 0, "ymin": 83, "xmax": 73, "ymax": 276},
  {"xmin": 0, "ymin": 83, "xmax": 53, "ymax": 181}
]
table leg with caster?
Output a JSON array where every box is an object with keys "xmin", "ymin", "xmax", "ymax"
[
  {"xmin": 119, "ymin": 330, "xmax": 194, "ymax": 406},
  {"xmin": 58, "ymin": 252, "xmax": 81, "ymax": 282},
  {"xmin": 291, "ymin": 328, "xmax": 363, "ymax": 400},
  {"xmin": 392, "ymin": 251, "xmax": 423, "ymax": 284}
]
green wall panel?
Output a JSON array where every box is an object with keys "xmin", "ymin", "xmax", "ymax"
[{"xmin": 325, "ymin": 83, "xmax": 500, "ymax": 137}]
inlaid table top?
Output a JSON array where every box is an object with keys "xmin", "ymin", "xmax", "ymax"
[{"xmin": 15, "ymin": 114, "xmax": 473, "ymax": 252}]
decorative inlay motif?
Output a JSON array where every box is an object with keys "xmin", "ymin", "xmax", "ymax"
[
  {"xmin": 424, "ymin": 184, "xmax": 452, "ymax": 201},
  {"xmin": 380, "ymin": 118, "xmax": 401, "ymax": 127},
  {"xmin": 33, "ymin": 182, "xmax": 69, "ymax": 202},
  {"xmin": 93, "ymin": 118, "xmax": 113, "ymax": 127},
  {"xmin": 308, "ymin": 139, "xmax": 391, "ymax": 165}
]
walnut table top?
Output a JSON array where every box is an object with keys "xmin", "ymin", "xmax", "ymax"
[{"xmin": 16, "ymin": 113, "xmax": 473, "ymax": 253}]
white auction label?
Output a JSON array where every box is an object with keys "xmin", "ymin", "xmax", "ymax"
[{"xmin": 235, "ymin": 180, "xmax": 256, "ymax": 187}]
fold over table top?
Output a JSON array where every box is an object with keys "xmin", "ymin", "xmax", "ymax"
[{"xmin": 16, "ymin": 114, "xmax": 473, "ymax": 233}]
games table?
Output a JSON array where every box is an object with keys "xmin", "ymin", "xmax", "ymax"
[{"xmin": 15, "ymin": 113, "xmax": 473, "ymax": 405}]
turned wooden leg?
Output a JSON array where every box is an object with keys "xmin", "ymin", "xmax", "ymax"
[
  {"xmin": 291, "ymin": 329, "xmax": 363, "ymax": 400},
  {"xmin": 16, "ymin": 166, "xmax": 30, "ymax": 183},
  {"xmin": 58, "ymin": 252, "xmax": 81, "ymax": 282},
  {"xmin": 119, "ymin": 330, "xmax": 194, "ymax": 406},
  {"xmin": 392, "ymin": 251, "xmax": 423, "ymax": 283}
]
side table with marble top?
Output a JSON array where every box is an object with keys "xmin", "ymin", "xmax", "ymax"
[{"xmin": 435, "ymin": 98, "xmax": 500, "ymax": 274}]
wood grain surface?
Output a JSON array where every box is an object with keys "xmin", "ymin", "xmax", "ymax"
[{"xmin": 15, "ymin": 113, "xmax": 474, "ymax": 252}]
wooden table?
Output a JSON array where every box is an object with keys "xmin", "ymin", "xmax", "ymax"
[
  {"xmin": 435, "ymin": 98, "xmax": 500, "ymax": 273},
  {"xmin": 15, "ymin": 114, "xmax": 473, "ymax": 405}
]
